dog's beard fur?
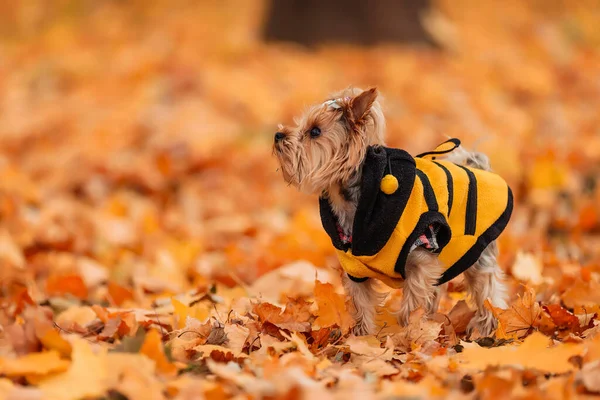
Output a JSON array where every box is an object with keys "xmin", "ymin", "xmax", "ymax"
[{"xmin": 274, "ymin": 88, "xmax": 385, "ymax": 204}]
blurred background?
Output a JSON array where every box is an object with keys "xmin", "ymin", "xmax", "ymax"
[{"xmin": 1, "ymin": 0, "xmax": 600, "ymax": 302}]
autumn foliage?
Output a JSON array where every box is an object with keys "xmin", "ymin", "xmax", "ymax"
[{"xmin": 1, "ymin": 0, "xmax": 600, "ymax": 399}]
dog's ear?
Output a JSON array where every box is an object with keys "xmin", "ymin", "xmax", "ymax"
[{"xmin": 350, "ymin": 88, "xmax": 378, "ymax": 125}]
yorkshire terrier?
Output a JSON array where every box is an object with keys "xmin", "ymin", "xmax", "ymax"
[{"xmin": 273, "ymin": 87, "xmax": 512, "ymax": 336}]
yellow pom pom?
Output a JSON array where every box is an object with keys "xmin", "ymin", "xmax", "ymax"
[{"xmin": 380, "ymin": 174, "xmax": 399, "ymax": 195}]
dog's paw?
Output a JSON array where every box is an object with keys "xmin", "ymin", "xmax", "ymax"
[{"xmin": 467, "ymin": 311, "xmax": 498, "ymax": 337}]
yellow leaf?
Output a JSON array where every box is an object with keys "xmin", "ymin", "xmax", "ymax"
[
  {"xmin": 106, "ymin": 353, "xmax": 165, "ymax": 400},
  {"xmin": 36, "ymin": 328, "xmax": 73, "ymax": 358},
  {"xmin": 140, "ymin": 329, "xmax": 177, "ymax": 376},
  {"xmin": 0, "ymin": 351, "xmax": 69, "ymax": 377},
  {"xmin": 171, "ymin": 298, "xmax": 209, "ymax": 329},
  {"xmin": 38, "ymin": 340, "xmax": 108, "ymax": 400},
  {"xmin": 459, "ymin": 332, "xmax": 584, "ymax": 374}
]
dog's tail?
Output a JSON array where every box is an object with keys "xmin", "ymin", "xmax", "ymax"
[{"xmin": 444, "ymin": 145, "xmax": 492, "ymax": 172}]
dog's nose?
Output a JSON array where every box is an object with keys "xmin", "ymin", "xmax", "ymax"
[{"xmin": 274, "ymin": 132, "xmax": 285, "ymax": 143}]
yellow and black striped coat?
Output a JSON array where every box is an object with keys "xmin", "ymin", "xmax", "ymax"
[{"xmin": 319, "ymin": 141, "xmax": 513, "ymax": 288}]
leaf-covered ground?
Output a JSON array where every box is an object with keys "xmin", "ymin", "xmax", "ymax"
[{"xmin": 1, "ymin": 1, "xmax": 600, "ymax": 399}]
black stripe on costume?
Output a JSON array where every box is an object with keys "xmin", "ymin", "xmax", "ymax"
[
  {"xmin": 415, "ymin": 170, "xmax": 438, "ymax": 211},
  {"xmin": 436, "ymin": 186, "xmax": 514, "ymax": 285},
  {"xmin": 348, "ymin": 274, "xmax": 369, "ymax": 283},
  {"xmin": 433, "ymin": 161, "xmax": 454, "ymax": 216},
  {"xmin": 415, "ymin": 138, "xmax": 461, "ymax": 159},
  {"xmin": 394, "ymin": 211, "xmax": 451, "ymax": 278},
  {"xmin": 457, "ymin": 165, "xmax": 477, "ymax": 235}
]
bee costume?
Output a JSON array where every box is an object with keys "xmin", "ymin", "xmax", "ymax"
[{"xmin": 319, "ymin": 139, "xmax": 513, "ymax": 288}]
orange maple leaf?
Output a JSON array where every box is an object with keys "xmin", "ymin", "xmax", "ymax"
[
  {"xmin": 486, "ymin": 287, "xmax": 552, "ymax": 339},
  {"xmin": 312, "ymin": 280, "xmax": 354, "ymax": 334}
]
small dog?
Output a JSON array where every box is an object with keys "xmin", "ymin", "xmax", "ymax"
[{"xmin": 273, "ymin": 87, "xmax": 512, "ymax": 336}]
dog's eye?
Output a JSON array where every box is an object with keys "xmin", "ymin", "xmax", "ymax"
[{"xmin": 309, "ymin": 127, "xmax": 321, "ymax": 138}]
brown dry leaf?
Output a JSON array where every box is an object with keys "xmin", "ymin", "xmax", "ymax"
[
  {"xmin": 193, "ymin": 344, "xmax": 246, "ymax": 362},
  {"xmin": 390, "ymin": 309, "xmax": 442, "ymax": 352},
  {"xmin": 312, "ymin": 280, "xmax": 354, "ymax": 333},
  {"xmin": 0, "ymin": 351, "xmax": 69, "ymax": 377},
  {"xmin": 140, "ymin": 329, "xmax": 178, "ymax": 376},
  {"xmin": 207, "ymin": 360, "xmax": 274, "ymax": 398},
  {"xmin": 345, "ymin": 335, "xmax": 393, "ymax": 360},
  {"xmin": 352, "ymin": 356, "xmax": 399, "ymax": 377},
  {"xmin": 38, "ymin": 341, "xmax": 108, "ymax": 400},
  {"xmin": 223, "ymin": 323, "xmax": 250, "ymax": 356},
  {"xmin": 487, "ymin": 287, "xmax": 547, "ymax": 339},
  {"xmin": 459, "ymin": 332, "xmax": 584, "ymax": 374},
  {"xmin": 253, "ymin": 299, "xmax": 311, "ymax": 332},
  {"xmin": 280, "ymin": 331, "xmax": 316, "ymax": 361},
  {"xmin": 447, "ymin": 300, "xmax": 476, "ymax": 334}
]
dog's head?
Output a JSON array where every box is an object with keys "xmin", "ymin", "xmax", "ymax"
[{"xmin": 273, "ymin": 87, "xmax": 385, "ymax": 194}]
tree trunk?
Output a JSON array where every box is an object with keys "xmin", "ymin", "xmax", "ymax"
[{"xmin": 263, "ymin": 0, "xmax": 436, "ymax": 47}]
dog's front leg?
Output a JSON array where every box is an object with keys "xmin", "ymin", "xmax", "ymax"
[{"xmin": 342, "ymin": 274, "xmax": 384, "ymax": 336}]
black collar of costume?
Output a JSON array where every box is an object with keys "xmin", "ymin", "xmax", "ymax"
[{"xmin": 319, "ymin": 145, "xmax": 417, "ymax": 256}]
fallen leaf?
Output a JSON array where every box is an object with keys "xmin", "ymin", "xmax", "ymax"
[
  {"xmin": 543, "ymin": 304, "xmax": 581, "ymax": 332},
  {"xmin": 36, "ymin": 328, "xmax": 73, "ymax": 358},
  {"xmin": 345, "ymin": 335, "xmax": 392, "ymax": 360},
  {"xmin": 140, "ymin": 329, "xmax": 178, "ymax": 376},
  {"xmin": 447, "ymin": 300, "xmax": 476, "ymax": 334},
  {"xmin": 280, "ymin": 331, "xmax": 316, "ymax": 361},
  {"xmin": 171, "ymin": 298, "xmax": 210, "ymax": 329},
  {"xmin": 107, "ymin": 281, "xmax": 135, "ymax": 306},
  {"xmin": 352, "ymin": 356, "xmax": 398, "ymax": 377},
  {"xmin": 38, "ymin": 341, "xmax": 108, "ymax": 400},
  {"xmin": 193, "ymin": 344, "xmax": 245, "ymax": 362},
  {"xmin": 312, "ymin": 280, "xmax": 354, "ymax": 334},
  {"xmin": 46, "ymin": 274, "xmax": 88, "ymax": 300},
  {"xmin": 511, "ymin": 252, "xmax": 544, "ymax": 284},
  {"xmin": 581, "ymin": 360, "xmax": 600, "ymax": 393},
  {"xmin": 0, "ymin": 351, "xmax": 69, "ymax": 377},
  {"xmin": 487, "ymin": 287, "xmax": 546, "ymax": 339},
  {"xmin": 390, "ymin": 309, "xmax": 442, "ymax": 352},
  {"xmin": 55, "ymin": 306, "xmax": 98, "ymax": 331},
  {"xmin": 106, "ymin": 353, "xmax": 166, "ymax": 400},
  {"xmin": 253, "ymin": 299, "xmax": 311, "ymax": 332},
  {"xmin": 562, "ymin": 279, "xmax": 600, "ymax": 309},
  {"xmin": 223, "ymin": 323, "xmax": 249, "ymax": 356},
  {"xmin": 459, "ymin": 332, "xmax": 584, "ymax": 373}
]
